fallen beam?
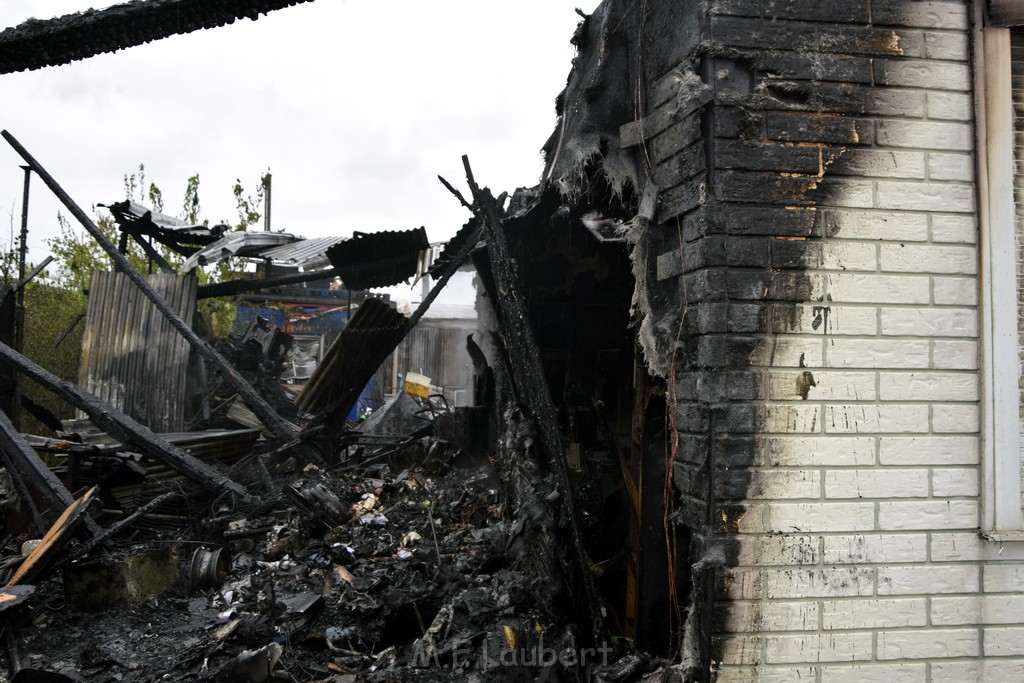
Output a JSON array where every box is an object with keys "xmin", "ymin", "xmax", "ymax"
[
  {"xmin": 70, "ymin": 492, "xmax": 180, "ymax": 561},
  {"xmin": 1, "ymin": 130, "xmax": 297, "ymax": 442},
  {"xmin": 0, "ymin": 408, "xmax": 101, "ymax": 537},
  {"xmin": 0, "ymin": 341, "xmax": 255, "ymax": 505},
  {"xmin": 196, "ymin": 267, "xmax": 341, "ymax": 300}
]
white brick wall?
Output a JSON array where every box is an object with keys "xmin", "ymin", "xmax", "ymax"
[{"xmin": 714, "ymin": 1, "xmax": 1024, "ymax": 680}]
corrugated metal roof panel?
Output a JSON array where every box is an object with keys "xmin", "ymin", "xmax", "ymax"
[
  {"xmin": 295, "ymin": 298, "xmax": 408, "ymax": 415},
  {"xmin": 326, "ymin": 228, "xmax": 431, "ymax": 289},
  {"xmin": 77, "ymin": 270, "xmax": 197, "ymax": 432},
  {"xmin": 259, "ymin": 235, "xmax": 348, "ymax": 268}
]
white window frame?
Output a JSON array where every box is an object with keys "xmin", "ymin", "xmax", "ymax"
[{"xmin": 976, "ymin": 7, "xmax": 1024, "ymax": 535}]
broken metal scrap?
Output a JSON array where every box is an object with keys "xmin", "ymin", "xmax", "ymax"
[
  {"xmin": 2, "ymin": 130, "xmax": 297, "ymax": 442},
  {"xmin": 0, "ymin": 340, "xmax": 255, "ymax": 505},
  {"xmin": 0, "ymin": 408, "xmax": 101, "ymax": 538}
]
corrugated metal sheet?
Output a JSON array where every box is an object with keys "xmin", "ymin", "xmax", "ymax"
[
  {"xmin": 78, "ymin": 270, "xmax": 197, "ymax": 432},
  {"xmin": 259, "ymin": 235, "xmax": 348, "ymax": 269},
  {"xmin": 182, "ymin": 231, "xmax": 296, "ymax": 270},
  {"xmin": 326, "ymin": 228, "xmax": 431, "ymax": 289},
  {"xmin": 382, "ymin": 319, "xmax": 478, "ymax": 408},
  {"xmin": 295, "ymin": 298, "xmax": 407, "ymax": 414}
]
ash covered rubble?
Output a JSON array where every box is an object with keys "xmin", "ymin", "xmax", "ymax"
[{"xmin": 0, "ymin": 135, "xmax": 682, "ymax": 682}]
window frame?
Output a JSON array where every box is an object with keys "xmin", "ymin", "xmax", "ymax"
[{"xmin": 976, "ymin": 6, "xmax": 1024, "ymax": 535}]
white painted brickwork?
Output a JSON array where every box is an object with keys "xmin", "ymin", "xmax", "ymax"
[{"xmin": 714, "ymin": 1, "xmax": 1024, "ymax": 680}]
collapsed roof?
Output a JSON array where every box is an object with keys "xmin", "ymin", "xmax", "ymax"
[{"xmin": 0, "ymin": 0, "xmax": 315, "ymax": 75}]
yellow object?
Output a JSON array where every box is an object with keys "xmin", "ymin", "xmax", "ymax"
[
  {"xmin": 404, "ymin": 372, "xmax": 431, "ymax": 398},
  {"xmin": 502, "ymin": 624, "xmax": 516, "ymax": 649}
]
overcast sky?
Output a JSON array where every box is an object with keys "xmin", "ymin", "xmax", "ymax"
[{"xmin": 0, "ymin": 0, "xmax": 599, "ymax": 302}]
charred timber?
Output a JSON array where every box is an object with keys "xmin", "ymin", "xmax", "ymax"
[
  {"xmin": 1, "ymin": 130, "xmax": 298, "ymax": 442},
  {"xmin": 0, "ymin": 341, "xmax": 255, "ymax": 505},
  {"xmin": 454, "ymin": 156, "xmax": 606, "ymax": 645},
  {"xmin": 196, "ymin": 267, "xmax": 341, "ymax": 300}
]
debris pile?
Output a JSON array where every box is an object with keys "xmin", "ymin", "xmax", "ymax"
[{"xmin": 0, "ymin": 135, "xmax": 683, "ymax": 681}]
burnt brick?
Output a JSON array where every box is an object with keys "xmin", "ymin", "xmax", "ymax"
[
  {"xmin": 659, "ymin": 180, "xmax": 707, "ymax": 222},
  {"xmin": 716, "ymin": 139, "xmax": 821, "ymax": 173},
  {"xmin": 697, "ymin": 334, "xmax": 759, "ymax": 367},
  {"xmin": 765, "ymin": 112, "xmax": 874, "ymax": 144},
  {"xmin": 756, "ymin": 51, "xmax": 874, "ymax": 84},
  {"xmin": 714, "ymin": 171, "xmax": 819, "ymax": 205},
  {"xmin": 770, "ymin": 238, "xmax": 810, "ymax": 268},
  {"xmin": 711, "ymin": 0, "xmax": 762, "ymax": 18},
  {"xmin": 709, "ymin": 204, "xmax": 820, "ymax": 238},
  {"xmin": 698, "ymin": 371, "xmax": 762, "ymax": 402},
  {"xmin": 684, "ymin": 268, "xmax": 729, "ymax": 301},
  {"xmin": 715, "ymin": 467, "xmax": 753, "ymax": 500},
  {"xmin": 653, "ymin": 142, "xmax": 707, "ymax": 189},
  {"xmin": 715, "ymin": 106, "xmax": 761, "ymax": 139},
  {"xmin": 726, "ymin": 237, "xmax": 771, "ymax": 267},
  {"xmin": 674, "ymin": 404, "xmax": 711, "ymax": 432},
  {"xmin": 711, "ymin": 16, "xmax": 922, "ymax": 57},
  {"xmin": 763, "ymin": 0, "xmax": 870, "ymax": 24},
  {"xmin": 726, "ymin": 303, "xmax": 767, "ymax": 333},
  {"xmin": 766, "ymin": 271, "xmax": 818, "ymax": 301},
  {"xmin": 684, "ymin": 235, "xmax": 728, "ymax": 271},
  {"xmin": 727, "ymin": 270, "xmax": 771, "ymax": 299}
]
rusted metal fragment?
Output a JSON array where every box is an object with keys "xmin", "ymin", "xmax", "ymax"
[
  {"xmin": 324, "ymin": 228, "xmax": 430, "ymax": 290},
  {"xmin": 197, "ymin": 267, "xmax": 341, "ymax": 300}
]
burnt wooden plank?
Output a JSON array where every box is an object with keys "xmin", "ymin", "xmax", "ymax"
[{"xmin": 0, "ymin": 340, "xmax": 255, "ymax": 505}]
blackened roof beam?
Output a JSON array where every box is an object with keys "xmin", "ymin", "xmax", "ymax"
[{"xmin": 0, "ymin": 0, "xmax": 315, "ymax": 75}]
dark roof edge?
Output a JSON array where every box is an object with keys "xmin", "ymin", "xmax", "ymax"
[{"xmin": 0, "ymin": 0, "xmax": 314, "ymax": 75}]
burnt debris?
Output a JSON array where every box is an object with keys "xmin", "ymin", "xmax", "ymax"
[{"xmin": 0, "ymin": 126, "xmax": 693, "ymax": 681}]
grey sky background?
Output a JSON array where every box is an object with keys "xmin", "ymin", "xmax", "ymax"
[{"xmin": 0, "ymin": 0, "xmax": 599, "ymax": 304}]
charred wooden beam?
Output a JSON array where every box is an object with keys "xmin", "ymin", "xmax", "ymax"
[
  {"xmin": 196, "ymin": 267, "xmax": 341, "ymax": 300},
  {"xmin": 70, "ymin": 491, "xmax": 179, "ymax": 561},
  {"xmin": 0, "ymin": 407, "xmax": 101, "ymax": 537},
  {"xmin": 126, "ymin": 230, "xmax": 175, "ymax": 274},
  {"xmin": 1, "ymin": 130, "xmax": 297, "ymax": 442},
  {"xmin": 453, "ymin": 156, "xmax": 606, "ymax": 644},
  {"xmin": 12, "ymin": 256, "xmax": 53, "ymax": 292},
  {"xmin": 0, "ymin": 341, "xmax": 256, "ymax": 505}
]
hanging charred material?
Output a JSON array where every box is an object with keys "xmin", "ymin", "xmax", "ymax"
[
  {"xmin": 448, "ymin": 157, "xmax": 606, "ymax": 645},
  {"xmin": 1, "ymin": 130, "xmax": 297, "ymax": 442},
  {"xmin": 0, "ymin": 409, "xmax": 101, "ymax": 537},
  {"xmin": 324, "ymin": 228, "xmax": 429, "ymax": 290},
  {"xmin": 0, "ymin": 341, "xmax": 255, "ymax": 505}
]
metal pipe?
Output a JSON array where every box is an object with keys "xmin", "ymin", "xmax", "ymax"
[{"xmin": 1, "ymin": 130, "xmax": 297, "ymax": 441}]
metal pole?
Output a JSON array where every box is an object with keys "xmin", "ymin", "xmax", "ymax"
[
  {"xmin": 12, "ymin": 167, "xmax": 30, "ymax": 429},
  {"xmin": 1, "ymin": 130, "xmax": 297, "ymax": 441}
]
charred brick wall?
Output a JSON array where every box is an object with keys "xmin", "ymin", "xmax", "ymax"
[
  {"xmin": 544, "ymin": 0, "xmax": 1024, "ymax": 677},
  {"xmin": 678, "ymin": 1, "xmax": 1024, "ymax": 680}
]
